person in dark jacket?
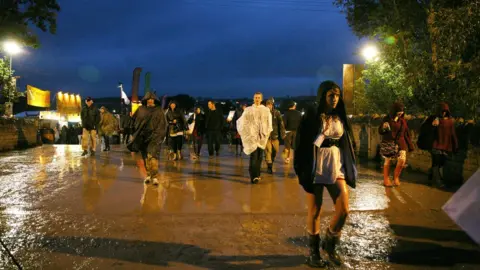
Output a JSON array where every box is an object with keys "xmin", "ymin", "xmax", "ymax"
[
  {"xmin": 80, "ymin": 97, "xmax": 100, "ymax": 156},
  {"xmin": 379, "ymin": 102, "xmax": 415, "ymax": 187},
  {"xmin": 422, "ymin": 102, "xmax": 458, "ymax": 187},
  {"xmin": 127, "ymin": 92, "xmax": 167, "ymax": 186},
  {"xmin": 188, "ymin": 107, "xmax": 206, "ymax": 159},
  {"xmin": 265, "ymin": 98, "xmax": 286, "ymax": 174},
  {"xmin": 294, "ymin": 81, "xmax": 357, "ymax": 267},
  {"xmin": 166, "ymin": 101, "xmax": 187, "ymax": 160},
  {"xmin": 282, "ymin": 101, "xmax": 302, "ymax": 164},
  {"xmin": 229, "ymin": 104, "xmax": 246, "ymax": 156},
  {"xmin": 205, "ymin": 100, "xmax": 224, "ymax": 157}
]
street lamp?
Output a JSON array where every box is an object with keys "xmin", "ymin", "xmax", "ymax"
[
  {"xmin": 361, "ymin": 45, "xmax": 379, "ymax": 62},
  {"xmin": 3, "ymin": 40, "xmax": 22, "ymax": 70}
]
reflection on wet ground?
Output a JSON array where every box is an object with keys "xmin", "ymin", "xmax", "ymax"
[{"xmin": 0, "ymin": 145, "xmax": 478, "ymax": 269}]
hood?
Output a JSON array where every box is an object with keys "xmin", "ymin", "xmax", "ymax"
[
  {"xmin": 316, "ymin": 80, "xmax": 342, "ymax": 104},
  {"xmin": 100, "ymin": 106, "xmax": 110, "ymax": 113},
  {"xmin": 141, "ymin": 92, "xmax": 161, "ymax": 106},
  {"xmin": 438, "ymin": 102, "xmax": 451, "ymax": 115},
  {"xmin": 390, "ymin": 102, "xmax": 405, "ymax": 116},
  {"xmin": 168, "ymin": 100, "xmax": 178, "ymax": 110}
]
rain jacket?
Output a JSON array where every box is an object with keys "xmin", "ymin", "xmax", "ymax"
[
  {"xmin": 166, "ymin": 101, "xmax": 187, "ymax": 136},
  {"xmin": 269, "ymin": 108, "xmax": 286, "ymax": 140},
  {"xmin": 81, "ymin": 104, "xmax": 100, "ymax": 131},
  {"xmin": 127, "ymin": 92, "xmax": 167, "ymax": 153},
  {"xmin": 99, "ymin": 107, "xmax": 118, "ymax": 136},
  {"xmin": 237, "ymin": 104, "xmax": 273, "ymax": 155}
]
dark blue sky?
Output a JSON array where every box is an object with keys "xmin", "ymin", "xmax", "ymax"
[{"xmin": 15, "ymin": 0, "xmax": 363, "ymax": 98}]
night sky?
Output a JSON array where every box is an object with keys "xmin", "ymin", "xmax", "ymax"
[{"xmin": 15, "ymin": 0, "xmax": 363, "ymax": 99}]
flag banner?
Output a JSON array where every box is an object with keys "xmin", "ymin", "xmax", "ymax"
[
  {"xmin": 27, "ymin": 85, "xmax": 51, "ymax": 108},
  {"xmin": 56, "ymin": 92, "xmax": 82, "ymax": 114},
  {"xmin": 443, "ymin": 169, "xmax": 480, "ymax": 245}
]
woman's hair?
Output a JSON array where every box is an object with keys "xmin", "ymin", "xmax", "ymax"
[{"xmin": 315, "ymin": 80, "xmax": 353, "ymax": 136}]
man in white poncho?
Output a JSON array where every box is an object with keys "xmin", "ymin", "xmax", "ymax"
[{"xmin": 237, "ymin": 92, "xmax": 273, "ymax": 184}]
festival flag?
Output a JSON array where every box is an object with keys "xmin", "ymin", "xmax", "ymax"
[
  {"xmin": 118, "ymin": 83, "xmax": 130, "ymax": 105},
  {"xmin": 26, "ymin": 85, "xmax": 51, "ymax": 108}
]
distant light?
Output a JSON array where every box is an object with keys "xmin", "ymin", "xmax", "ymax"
[
  {"xmin": 112, "ymin": 110, "xmax": 116, "ymax": 113},
  {"xmin": 3, "ymin": 40, "xmax": 22, "ymax": 55},
  {"xmin": 301, "ymin": 111, "xmax": 305, "ymax": 115},
  {"xmin": 361, "ymin": 45, "xmax": 379, "ymax": 61}
]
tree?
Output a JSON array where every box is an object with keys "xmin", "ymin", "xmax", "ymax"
[
  {"xmin": 0, "ymin": 0, "xmax": 60, "ymax": 47},
  {"xmin": 336, "ymin": 0, "xmax": 480, "ymax": 119},
  {"xmin": 0, "ymin": 57, "xmax": 23, "ymax": 103},
  {"xmin": 356, "ymin": 59, "xmax": 414, "ymax": 114}
]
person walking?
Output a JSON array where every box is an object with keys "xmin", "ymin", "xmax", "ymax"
[
  {"xmin": 188, "ymin": 107, "xmax": 206, "ymax": 159},
  {"xmin": 418, "ymin": 102, "xmax": 458, "ymax": 188},
  {"xmin": 99, "ymin": 106, "xmax": 117, "ymax": 151},
  {"xmin": 282, "ymin": 101, "xmax": 302, "ymax": 164},
  {"xmin": 166, "ymin": 101, "xmax": 187, "ymax": 160},
  {"xmin": 127, "ymin": 92, "xmax": 167, "ymax": 186},
  {"xmin": 205, "ymin": 100, "xmax": 224, "ymax": 157},
  {"xmin": 237, "ymin": 92, "xmax": 272, "ymax": 184},
  {"xmin": 294, "ymin": 81, "xmax": 357, "ymax": 267},
  {"xmin": 265, "ymin": 98, "xmax": 286, "ymax": 174},
  {"xmin": 80, "ymin": 97, "xmax": 100, "ymax": 156},
  {"xmin": 379, "ymin": 102, "xmax": 415, "ymax": 187}
]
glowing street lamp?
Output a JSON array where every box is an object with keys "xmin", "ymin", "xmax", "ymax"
[
  {"xmin": 361, "ymin": 45, "xmax": 379, "ymax": 62},
  {"xmin": 3, "ymin": 40, "xmax": 22, "ymax": 70}
]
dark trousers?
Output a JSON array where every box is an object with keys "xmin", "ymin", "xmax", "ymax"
[
  {"xmin": 207, "ymin": 130, "xmax": 221, "ymax": 156},
  {"xmin": 249, "ymin": 148, "xmax": 264, "ymax": 180},
  {"xmin": 169, "ymin": 136, "xmax": 183, "ymax": 152},
  {"xmin": 193, "ymin": 135, "xmax": 203, "ymax": 155},
  {"xmin": 103, "ymin": 135, "xmax": 110, "ymax": 150},
  {"xmin": 430, "ymin": 150, "xmax": 449, "ymax": 186}
]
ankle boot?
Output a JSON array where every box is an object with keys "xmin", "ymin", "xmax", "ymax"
[
  {"xmin": 322, "ymin": 228, "xmax": 342, "ymax": 266},
  {"xmin": 383, "ymin": 163, "xmax": 393, "ymax": 187},
  {"xmin": 306, "ymin": 234, "xmax": 326, "ymax": 268},
  {"xmin": 267, "ymin": 163, "xmax": 273, "ymax": 174},
  {"xmin": 393, "ymin": 161, "xmax": 404, "ymax": 186}
]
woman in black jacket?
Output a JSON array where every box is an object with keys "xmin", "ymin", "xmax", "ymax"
[
  {"xmin": 187, "ymin": 107, "xmax": 206, "ymax": 159},
  {"xmin": 294, "ymin": 81, "xmax": 357, "ymax": 267},
  {"xmin": 166, "ymin": 101, "xmax": 187, "ymax": 160}
]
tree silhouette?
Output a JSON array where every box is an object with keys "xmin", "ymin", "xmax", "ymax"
[{"xmin": 0, "ymin": 0, "xmax": 61, "ymax": 48}]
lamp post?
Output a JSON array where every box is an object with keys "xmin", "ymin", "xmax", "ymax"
[{"xmin": 3, "ymin": 40, "xmax": 22, "ymax": 70}]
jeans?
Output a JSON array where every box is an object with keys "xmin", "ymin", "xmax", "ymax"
[
  {"xmin": 265, "ymin": 139, "xmax": 279, "ymax": 164},
  {"xmin": 193, "ymin": 135, "xmax": 203, "ymax": 155},
  {"xmin": 249, "ymin": 148, "xmax": 264, "ymax": 180}
]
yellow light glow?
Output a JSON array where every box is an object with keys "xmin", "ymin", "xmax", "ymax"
[{"xmin": 361, "ymin": 45, "xmax": 379, "ymax": 61}]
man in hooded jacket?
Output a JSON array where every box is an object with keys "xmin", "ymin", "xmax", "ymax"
[{"xmin": 127, "ymin": 92, "xmax": 167, "ymax": 186}]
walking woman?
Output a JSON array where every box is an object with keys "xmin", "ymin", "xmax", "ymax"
[
  {"xmin": 294, "ymin": 81, "xmax": 357, "ymax": 267},
  {"xmin": 187, "ymin": 107, "xmax": 206, "ymax": 159},
  {"xmin": 166, "ymin": 100, "xmax": 187, "ymax": 160},
  {"xmin": 419, "ymin": 102, "xmax": 458, "ymax": 187},
  {"xmin": 379, "ymin": 102, "xmax": 415, "ymax": 187}
]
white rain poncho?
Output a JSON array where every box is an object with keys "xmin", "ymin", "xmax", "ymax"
[{"xmin": 237, "ymin": 104, "xmax": 273, "ymax": 155}]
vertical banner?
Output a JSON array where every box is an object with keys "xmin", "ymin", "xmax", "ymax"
[
  {"xmin": 26, "ymin": 85, "xmax": 51, "ymax": 108},
  {"xmin": 144, "ymin": 72, "xmax": 151, "ymax": 95},
  {"xmin": 131, "ymin": 67, "xmax": 142, "ymax": 103}
]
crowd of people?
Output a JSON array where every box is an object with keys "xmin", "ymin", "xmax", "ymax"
[{"xmin": 77, "ymin": 81, "xmax": 459, "ymax": 267}]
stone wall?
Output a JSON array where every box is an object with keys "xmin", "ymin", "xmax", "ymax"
[
  {"xmin": 0, "ymin": 118, "xmax": 41, "ymax": 152},
  {"xmin": 349, "ymin": 116, "xmax": 480, "ymax": 184}
]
